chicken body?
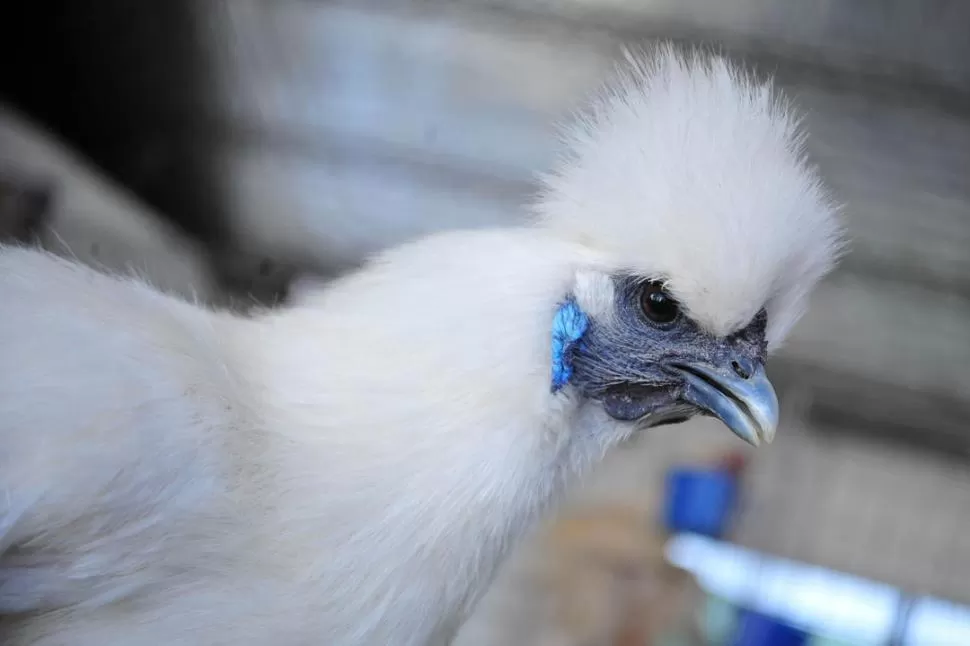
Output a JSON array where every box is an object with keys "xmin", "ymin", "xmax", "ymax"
[{"xmin": 0, "ymin": 230, "xmax": 599, "ymax": 645}]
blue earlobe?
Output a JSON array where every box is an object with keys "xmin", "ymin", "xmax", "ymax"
[{"xmin": 551, "ymin": 298, "xmax": 590, "ymax": 393}]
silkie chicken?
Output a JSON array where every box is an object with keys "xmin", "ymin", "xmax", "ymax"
[{"xmin": 0, "ymin": 46, "xmax": 842, "ymax": 646}]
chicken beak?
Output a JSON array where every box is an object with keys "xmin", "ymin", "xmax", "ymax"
[{"xmin": 673, "ymin": 362, "xmax": 779, "ymax": 447}]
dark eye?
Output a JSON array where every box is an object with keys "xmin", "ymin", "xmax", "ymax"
[{"xmin": 639, "ymin": 281, "xmax": 679, "ymax": 325}]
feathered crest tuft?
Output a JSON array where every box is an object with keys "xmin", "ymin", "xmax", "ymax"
[{"xmin": 535, "ymin": 44, "xmax": 845, "ymax": 349}]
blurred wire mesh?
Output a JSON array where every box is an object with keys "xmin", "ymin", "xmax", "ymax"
[{"xmin": 2, "ymin": 1, "xmax": 969, "ymax": 644}]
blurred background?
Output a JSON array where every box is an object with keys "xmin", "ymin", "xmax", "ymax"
[{"xmin": 2, "ymin": 1, "xmax": 969, "ymax": 644}]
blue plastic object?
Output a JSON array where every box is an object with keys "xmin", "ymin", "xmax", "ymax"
[
  {"xmin": 730, "ymin": 609, "xmax": 809, "ymax": 646},
  {"xmin": 663, "ymin": 468, "xmax": 738, "ymax": 538}
]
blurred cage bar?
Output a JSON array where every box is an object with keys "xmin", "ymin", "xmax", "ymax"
[{"xmin": 2, "ymin": 0, "xmax": 970, "ymax": 642}]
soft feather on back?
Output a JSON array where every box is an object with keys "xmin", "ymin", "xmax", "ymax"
[
  {"xmin": 0, "ymin": 247, "xmax": 244, "ymax": 613},
  {"xmin": 535, "ymin": 45, "xmax": 844, "ymax": 348}
]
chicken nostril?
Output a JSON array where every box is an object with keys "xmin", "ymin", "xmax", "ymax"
[{"xmin": 731, "ymin": 360, "xmax": 752, "ymax": 380}]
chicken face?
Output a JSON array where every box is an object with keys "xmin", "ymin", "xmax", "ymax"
[{"xmin": 557, "ymin": 274, "xmax": 778, "ymax": 446}]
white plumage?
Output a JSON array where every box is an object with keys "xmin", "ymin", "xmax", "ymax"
[
  {"xmin": 537, "ymin": 48, "xmax": 841, "ymax": 348},
  {"xmin": 0, "ymin": 47, "xmax": 842, "ymax": 645}
]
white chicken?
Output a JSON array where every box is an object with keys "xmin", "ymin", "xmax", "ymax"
[{"xmin": 0, "ymin": 46, "xmax": 842, "ymax": 645}]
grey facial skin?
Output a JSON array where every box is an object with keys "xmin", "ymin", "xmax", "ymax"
[{"xmin": 570, "ymin": 276, "xmax": 778, "ymax": 446}]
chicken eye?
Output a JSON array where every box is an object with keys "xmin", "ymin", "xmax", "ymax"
[{"xmin": 639, "ymin": 282, "xmax": 679, "ymax": 325}]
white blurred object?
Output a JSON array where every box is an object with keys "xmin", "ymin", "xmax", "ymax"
[{"xmin": 0, "ymin": 104, "xmax": 222, "ymax": 304}]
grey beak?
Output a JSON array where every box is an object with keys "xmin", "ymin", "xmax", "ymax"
[{"xmin": 674, "ymin": 362, "xmax": 779, "ymax": 447}]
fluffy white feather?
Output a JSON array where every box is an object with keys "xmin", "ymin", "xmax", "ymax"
[
  {"xmin": 0, "ymin": 47, "xmax": 841, "ymax": 645},
  {"xmin": 537, "ymin": 45, "xmax": 843, "ymax": 347}
]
